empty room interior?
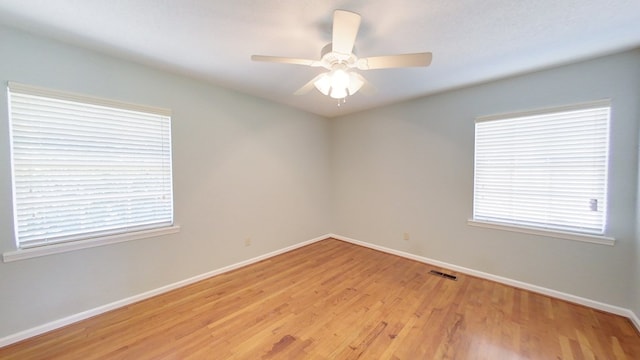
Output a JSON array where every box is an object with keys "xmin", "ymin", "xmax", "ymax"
[{"xmin": 0, "ymin": 1, "xmax": 639, "ymax": 358}]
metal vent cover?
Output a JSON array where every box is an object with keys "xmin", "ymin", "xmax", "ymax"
[{"xmin": 429, "ymin": 270, "xmax": 458, "ymax": 281}]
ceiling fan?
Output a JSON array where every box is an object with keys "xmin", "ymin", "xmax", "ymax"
[{"xmin": 251, "ymin": 10, "xmax": 432, "ymax": 101}]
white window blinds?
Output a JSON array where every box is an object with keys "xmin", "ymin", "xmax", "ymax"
[
  {"xmin": 473, "ymin": 101, "xmax": 610, "ymax": 235},
  {"xmin": 8, "ymin": 83, "xmax": 174, "ymax": 248}
]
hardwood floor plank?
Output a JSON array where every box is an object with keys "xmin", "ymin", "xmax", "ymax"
[{"xmin": 1, "ymin": 238, "xmax": 638, "ymax": 359}]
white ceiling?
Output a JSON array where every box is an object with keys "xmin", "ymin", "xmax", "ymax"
[{"xmin": 0, "ymin": 1, "xmax": 639, "ymax": 118}]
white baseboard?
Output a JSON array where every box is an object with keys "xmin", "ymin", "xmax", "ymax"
[
  {"xmin": 0, "ymin": 234, "xmax": 328, "ymax": 348},
  {"xmin": 329, "ymin": 233, "xmax": 640, "ymax": 334},
  {"xmin": 630, "ymin": 311, "xmax": 640, "ymax": 333}
]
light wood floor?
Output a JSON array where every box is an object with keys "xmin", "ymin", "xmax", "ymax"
[{"xmin": 1, "ymin": 238, "xmax": 639, "ymax": 359}]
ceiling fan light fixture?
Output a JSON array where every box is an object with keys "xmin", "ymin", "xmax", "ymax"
[
  {"xmin": 314, "ymin": 65, "xmax": 364, "ymax": 100},
  {"xmin": 251, "ymin": 10, "xmax": 433, "ymax": 103}
]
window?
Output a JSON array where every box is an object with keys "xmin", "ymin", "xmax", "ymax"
[
  {"xmin": 8, "ymin": 82, "xmax": 174, "ymax": 249},
  {"xmin": 472, "ymin": 101, "xmax": 610, "ymax": 239}
]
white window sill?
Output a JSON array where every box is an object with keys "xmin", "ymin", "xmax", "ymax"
[
  {"xmin": 2, "ymin": 225, "xmax": 180, "ymax": 262},
  {"xmin": 467, "ymin": 219, "xmax": 614, "ymax": 246}
]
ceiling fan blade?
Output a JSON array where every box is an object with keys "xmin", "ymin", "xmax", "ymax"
[
  {"xmin": 251, "ymin": 55, "xmax": 322, "ymax": 67},
  {"xmin": 294, "ymin": 74, "xmax": 325, "ymax": 95},
  {"xmin": 357, "ymin": 52, "xmax": 433, "ymax": 70},
  {"xmin": 332, "ymin": 10, "xmax": 361, "ymax": 55}
]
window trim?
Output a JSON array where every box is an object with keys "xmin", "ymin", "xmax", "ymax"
[
  {"xmin": 6, "ymin": 82, "xmax": 176, "ymax": 255},
  {"xmin": 7, "ymin": 82, "xmax": 171, "ymax": 117},
  {"xmin": 475, "ymin": 99, "xmax": 611, "ymax": 124},
  {"xmin": 471, "ymin": 100, "xmax": 612, "ymax": 243},
  {"xmin": 2, "ymin": 225, "xmax": 181, "ymax": 262},
  {"xmin": 467, "ymin": 219, "xmax": 614, "ymax": 246}
]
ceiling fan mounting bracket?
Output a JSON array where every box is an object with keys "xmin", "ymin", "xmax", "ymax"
[{"xmin": 320, "ymin": 43, "xmax": 357, "ymax": 69}]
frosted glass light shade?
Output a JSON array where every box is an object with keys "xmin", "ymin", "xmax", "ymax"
[
  {"xmin": 313, "ymin": 74, "xmax": 331, "ymax": 95},
  {"xmin": 330, "ymin": 69, "xmax": 350, "ymax": 90},
  {"xmin": 330, "ymin": 86, "xmax": 348, "ymax": 99},
  {"xmin": 314, "ymin": 68, "xmax": 364, "ymax": 99},
  {"xmin": 348, "ymin": 72, "xmax": 364, "ymax": 95}
]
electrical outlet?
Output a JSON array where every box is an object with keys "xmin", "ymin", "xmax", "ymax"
[
  {"xmin": 244, "ymin": 237, "xmax": 251, "ymax": 246},
  {"xmin": 403, "ymin": 232, "xmax": 410, "ymax": 241}
]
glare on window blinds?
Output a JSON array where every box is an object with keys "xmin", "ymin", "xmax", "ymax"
[
  {"xmin": 8, "ymin": 83, "xmax": 173, "ymax": 248},
  {"xmin": 473, "ymin": 102, "xmax": 610, "ymax": 235}
]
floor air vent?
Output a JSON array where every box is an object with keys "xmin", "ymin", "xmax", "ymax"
[{"xmin": 429, "ymin": 270, "xmax": 458, "ymax": 281}]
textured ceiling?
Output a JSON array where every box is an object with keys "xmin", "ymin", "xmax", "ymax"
[{"xmin": 0, "ymin": 0, "xmax": 639, "ymax": 117}]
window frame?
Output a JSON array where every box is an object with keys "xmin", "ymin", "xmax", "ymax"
[
  {"xmin": 3, "ymin": 82, "xmax": 179, "ymax": 262},
  {"xmin": 469, "ymin": 100, "xmax": 614, "ymax": 246}
]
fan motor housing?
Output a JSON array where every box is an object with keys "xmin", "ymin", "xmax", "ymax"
[{"xmin": 321, "ymin": 43, "xmax": 357, "ymax": 68}]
